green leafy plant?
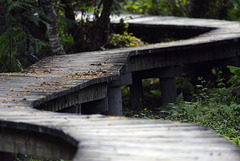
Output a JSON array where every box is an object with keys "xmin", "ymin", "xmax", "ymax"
[
  {"xmin": 227, "ymin": 65, "xmax": 240, "ymax": 84},
  {"xmin": 161, "ymin": 97, "xmax": 240, "ymax": 146},
  {"xmin": 124, "ymin": 107, "xmax": 161, "ymax": 119},
  {"xmin": 123, "ymin": 0, "xmax": 188, "ymax": 16},
  {"xmin": 109, "ymin": 32, "xmax": 145, "ymax": 48},
  {"xmin": 57, "ymin": 10, "xmax": 75, "ymax": 52},
  {"xmin": 167, "ymin": 73, "xmax": 240, "ymax": 146},
  {"xmin": 108, "ymin": 22, "xmax": 146, "ymax": 48},
  {"xmin": 0, "ymin": 0, "xmax": 48, "ymax": 72}
]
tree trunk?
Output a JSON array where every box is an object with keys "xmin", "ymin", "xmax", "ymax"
[
  {"xmin": 88, "ymin": 0, "xmax": 113, "ymax": 51},
  {"xmin": 39, "ymin": 0, "xmax": 65, "ymax": 55}
]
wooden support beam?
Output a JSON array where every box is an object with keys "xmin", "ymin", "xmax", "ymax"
[
  {"xmin": 107, "ymin": 86, "xmax": 122, "ymax": 116},
  {"xmin": 160, "ymin": 77, "xmax": 177, "ymax": 105},
  {"xmin": 158, "ymin": 66, "xmax": 181, "ymax": 105},
  {"xmin": 130, "ymin": 73, "xmax": 143, "ymax": 110},
  {"xmin": 106, "ymin": 73, "xmax": 132, "ymax": 116}
]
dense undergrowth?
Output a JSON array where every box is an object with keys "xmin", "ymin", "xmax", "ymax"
[{"xmin": 123, "ymin": 66, "xmax": 240, "ymax": 147}]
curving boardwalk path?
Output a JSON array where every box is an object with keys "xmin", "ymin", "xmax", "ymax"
[{"xmin": 0, "ymin": 15, "xmax": 240, "ymax": 160}]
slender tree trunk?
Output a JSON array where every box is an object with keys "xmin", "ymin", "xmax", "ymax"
[{"xmin": 39, "ymin": 0, "xmax": 65, "ymax": 55}]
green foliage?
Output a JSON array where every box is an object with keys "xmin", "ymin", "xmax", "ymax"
[
  {"xmin": 227, "ymin": 65, "xmax": 240, "ymax": 84},
  {"xmin": 123, "ymin": 67, "xmax": 240, "ymax": 146},
  {"xmin": 123, "ymin": 0, "xmax": 188, "ymax": 16},
  {"xmin": 122, "ymin": 0, "xmax": 240, "ymax": 21},
  {"xmin": 112, "ymin": 0, "xmax": 122, "ymax": 16},
  {"xmin": 161, "ymin": 97, "xmax": 240, "ymax": 146},
  {"xmin": 0, "ymin": 0, "xmax": 48, "ymax": 72},
  {"xmin": 0, "ymin": 28, "xmax": 23, "ymax": 72},
  {"xmin": 109, "ymin": 32, "xmax": 145, "ymax": 48},
  {"xmin": 57, "ymin": 10, "xmax": 75, "ymax": 51},
  {"xmin": 124, "ymin": 107, "xmax": 161, "ymax": 119},
  {"xmin": 169, "ymin": 74, "xmax": 240, "ymax": 146},
  {"xmin": 232, "ymin": 0, "xmax": 240, "ymax": 9},
  {"xmin": 121, "ymin": 85, "xmax": 131, "ymax": 108},
  {"xmin": 0, "ymin": 0, "xmax": 121, "ymax": 71},
  {"xmin": 108, "ymin": 22, "xmax": 146, "ymax": 48},
  {"xmin": 228, "ymin": 0, "xmax": 240, "ymax": 20},
  {"xmin": 165, "ymin": 69, "xmax": 240, "ymax": 146},
  {"xmin": 142, "ymin": 78, "xmax": 161, "ymax": 98},
  {"xmin": 176, "ymin": 74, "xmax": 195, "ymax": 99}
]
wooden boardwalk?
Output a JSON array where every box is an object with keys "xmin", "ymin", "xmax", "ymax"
[{"xmin": 0, "ymin": 15, "xmax": 240, "ymax": 160}]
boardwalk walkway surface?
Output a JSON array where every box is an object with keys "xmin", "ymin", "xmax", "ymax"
[{"xmin": 1, "ymin": 15, "xmax": 240, "ymax": 160}]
